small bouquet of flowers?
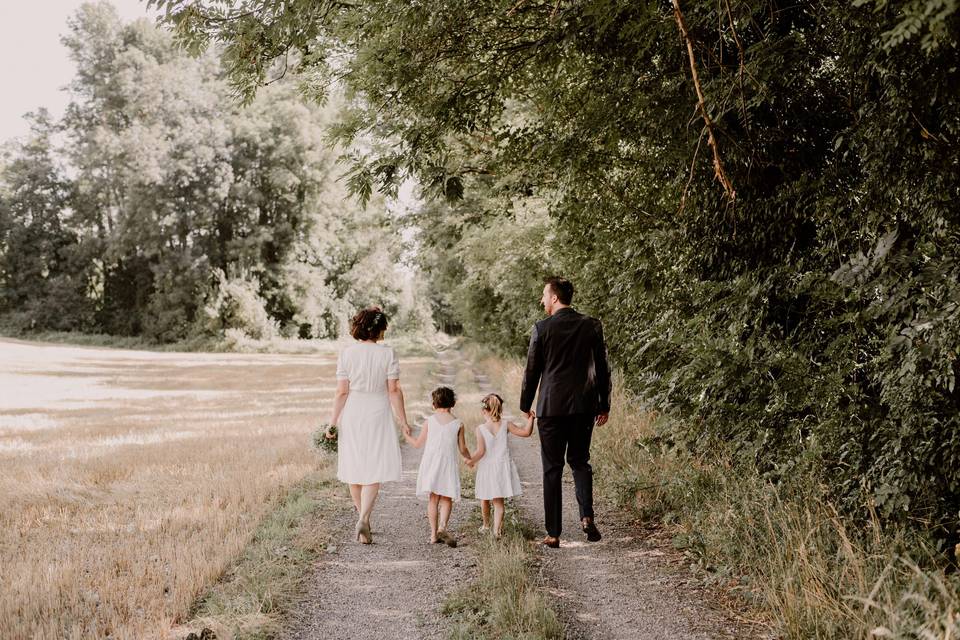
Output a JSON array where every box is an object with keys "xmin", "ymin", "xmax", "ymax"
[{"xmin": 312, "ymin": 423, "xmax": 338, "ymax": 454}]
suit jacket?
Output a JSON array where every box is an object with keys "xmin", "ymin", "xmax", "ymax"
[{"xmin": 520, "ymin": 307, "xmax": 612, "ymax": 417}]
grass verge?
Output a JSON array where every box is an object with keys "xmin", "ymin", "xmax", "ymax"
[
  {"xmin": 442, "ymin": 507, "xmax": 563, "ymax": 640},
  {"xmin": 0, "ymin": 328, "xmax": 441, "ymax": 355},
  {"xmin": 465, "ymin": 343, "xmax": 960, "ymax": 640},
  {"xmin": 0, "ymin": 329, "xmax": 222, "ymax": 351},
  {"xmin": 179, "ymin": 474, "xmax": 340, "ymax": 640}
]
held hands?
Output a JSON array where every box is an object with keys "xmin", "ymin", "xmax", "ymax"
[{"xmin": 513, "ymin": 410, "xmax": 536, "ymax": 438}]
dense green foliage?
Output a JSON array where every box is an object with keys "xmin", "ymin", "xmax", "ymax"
[
  {"xmin": 156, "ymin": 0, "xmax": 960, "ymax": 545},
  {"xmin": 0, "ymin": 2, "xmax": 416, "ymax": 342}
]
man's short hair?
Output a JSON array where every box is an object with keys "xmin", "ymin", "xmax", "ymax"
[{"xmin": 544, "ymin": 276, "xmax": 574, "ymax": 305}]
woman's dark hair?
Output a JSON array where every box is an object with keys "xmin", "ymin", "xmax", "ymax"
[
  {"xmin": 545, "ymin": 276, "xmax": 574, "ymax": 305},
  {"xmin": 431, "ymin": 386, "xmax": 456, "ymax": 409},
  {"xmin": 350, "ymin": 306, "xmax": 389, "ymax": 341}
]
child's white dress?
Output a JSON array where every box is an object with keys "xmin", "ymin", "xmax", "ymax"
[
  {"xmin": 474, "ymin": 420, "xmax": 522, "ymax": 500},
  {"xmin": 416, "ymin": 414, "xmax": 462, "ymax": 501}
]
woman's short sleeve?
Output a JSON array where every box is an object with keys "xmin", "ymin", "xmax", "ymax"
[
  {"xmin": 336, "ymin": 349, "xmax": 349, "ymax": 380},
  {"xmin": 387, "ymin": 347, "xmax": 400, "ymax": 380}
]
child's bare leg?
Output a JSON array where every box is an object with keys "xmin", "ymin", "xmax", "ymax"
[
  {"xmin": 428, "ymin": 493, "xmax": 440, "ymax": 542},
  {"xmin": 492, "ymin": 498, "xmax": 505, "ymax": 537},
  {"xmin": 438, "ymin": 496, "xmax": 453, "ymax": 532},
  {"xmin": 480, "ymin": 499, "xmax": 491, "ymax": 528},
  {"xmin": 349, "ymin": 484, "xmax": 362, "ymax": 512}
]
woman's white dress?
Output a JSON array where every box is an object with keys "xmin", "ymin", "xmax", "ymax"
[
  {"xmin": 415, "ymin": 414, "xmax": 462, "ymax": 501},
  {"xmin": 474, "ymin": 421, "xmax": 523, "ymax": 500},
  {"xmin": 335, "ymin": 342, "xmax": 402, "ymax": 485}
]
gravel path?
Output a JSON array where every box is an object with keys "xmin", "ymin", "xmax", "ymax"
[
  {"xmin": 283, "ymin": 350, "xmax": 473, "ymax": 640},
  {"xmin": 284, "ymin": 350, "xmax": 761, "ymax": 640}
]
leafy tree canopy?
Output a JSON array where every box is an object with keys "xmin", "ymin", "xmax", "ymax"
[
  {"xmin": 1, "ymin": 1, "xmax": 420, "ymax": 342},
  {"xmin": 152, "ymin": 0, "xmax": 960, "ymax": 543}
]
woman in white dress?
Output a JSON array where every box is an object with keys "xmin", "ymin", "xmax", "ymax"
[{"xmin": 327, "ymin": 307, "xmax": 410, "ymax": 544}]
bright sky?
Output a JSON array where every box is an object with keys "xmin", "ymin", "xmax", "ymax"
[{"xmin": 0, "ymin": 0, "xmax": 161, "ymax": 143}]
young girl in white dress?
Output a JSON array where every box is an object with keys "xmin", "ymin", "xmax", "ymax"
[
  {"xmin": 404, "ymin": 386, "xmax": 471, "ymax": 547},
  {"xmin": 465, "ymin": 393, "xmax": 535, "ymax": 538}
]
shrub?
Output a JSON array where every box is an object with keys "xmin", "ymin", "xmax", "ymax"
[{"xmin": 200, "ymin": 270, "xmax": 278, "ymax": 341}]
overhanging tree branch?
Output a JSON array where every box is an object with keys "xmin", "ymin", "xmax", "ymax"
[{"xmin": 672, "ymin": 0, "xmax": 736, "ymax": 201}]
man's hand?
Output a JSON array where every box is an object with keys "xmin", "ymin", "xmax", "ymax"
[{"xmin": 595, "ymin": 413, "xmax": 609, "ymax": 427}]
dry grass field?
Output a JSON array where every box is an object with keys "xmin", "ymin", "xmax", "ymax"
[{"xmin": 0, "ymin": 338, "xmax": 434, "ymax": 640}]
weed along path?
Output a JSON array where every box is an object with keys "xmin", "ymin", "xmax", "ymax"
[
  {"xmin": 284, "ymin": 348, "xmax": 474, "ymax": 640},
  {"xmin": 468, "ymin": 361, "xmax": 759, "ymax": 640}
]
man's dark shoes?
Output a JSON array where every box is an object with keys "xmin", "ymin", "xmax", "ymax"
[
  {"xmin": 542, "ymin": 535, "xmax": 560, "ymax": 548},
  {"xmin": 582, "ymin": 517, "xmax": 602, "ymax": 542}
]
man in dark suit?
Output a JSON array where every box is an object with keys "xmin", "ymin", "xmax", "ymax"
[{"xmin": 521, "ymin": 276, "xmax": 612, "ymax": 548}]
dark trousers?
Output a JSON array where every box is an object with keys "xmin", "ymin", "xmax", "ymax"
[{"xmin": 538, "ymin": 414, "xmax": 595, "ymax": 537}]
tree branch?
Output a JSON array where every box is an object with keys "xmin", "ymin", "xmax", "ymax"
[{"xmin": 672, "ymin": 0, "xmax": 736, "ymax": 201}]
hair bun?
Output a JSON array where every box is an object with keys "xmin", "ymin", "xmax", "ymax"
[{"xmin": 350, "ymin": 306, "xmax": 389, "ymax": 341}]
